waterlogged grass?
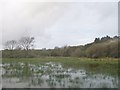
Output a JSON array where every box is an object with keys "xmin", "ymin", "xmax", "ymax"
[
  {"xmin": 2, "ymin": 57, "xmax": 119, "ymax": 88},
  {"xmin": 2, "ymin": 57, "xmax": 119, "ymax": 75}
]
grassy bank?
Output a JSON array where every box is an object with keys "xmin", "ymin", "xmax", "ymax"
[{"xmin": 2, "ymin": 57, "xmax": 119, "ymax": 75}]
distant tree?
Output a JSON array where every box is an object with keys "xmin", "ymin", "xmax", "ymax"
[
  {"xmin": 71, "ymin": 48, "xmax": 81, "ymax": 57},
  {"xmin": 19, "ymin": 37, "xmax": 35, "ymax": 50},
  {"xmin": 54, "ymin": 46, "xmax": 59, "ymax": 50},
  {"xmin": 42, "ymin": 48, "xmax": 46, "ymax": 51},
  {"xmin": 61, "ymin": 45, "xmax": 71, "ymax": 57},
  {"xmin": 113, "ymin": 36, "xmax": 119, "ymax": 39},
  {"xmin": 4, "ymin": 40, "xmax": 17, "ymax": 50},
  {"xmin": 15, "ymin": 45, "xmax": 22, "ymax": 50},
  {"xmin": 51, "ymin": 46, "xmax": 60, "ymax": 56},
  {"xmin": 94, "ymin": 38, "xmax": 100, "ymax": 43},
  {"xmin": 101, "ymin": 35, "xmax": 111, "ymax": 42}
]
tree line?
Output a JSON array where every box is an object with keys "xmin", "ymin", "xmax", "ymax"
[
  {"xmin": 4, "ymin": 36, "xmax": 35, "ymax": 50},
  {"xmin": 2, "ymin": 35, "xmax": 120, "ymax": 58}
]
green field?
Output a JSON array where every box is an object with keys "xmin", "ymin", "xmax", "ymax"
[{"xmin": 2, "ymin": 57, "xmax": 119, "ymax": 75}]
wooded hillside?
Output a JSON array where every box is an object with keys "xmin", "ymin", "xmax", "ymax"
[{"xmin": 2, "ymin": 35, "xmax": 120, "ymax": 58}]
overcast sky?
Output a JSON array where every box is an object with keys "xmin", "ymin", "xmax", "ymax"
[{"xmin": 0, "ymin": 0, "xmax": 118, "ymax": 49}]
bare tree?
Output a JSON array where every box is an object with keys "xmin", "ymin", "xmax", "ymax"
[
  {"xmin": 19, "ymin": 36, "xmax": 35, "ymax": 50},
  {"xmin": 4, "ymin": 40, "xmax": 17, "ymax": 50}
]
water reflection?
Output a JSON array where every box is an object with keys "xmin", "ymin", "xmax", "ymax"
[{"xmin": 2, "ymin": 62, "xmax": 118, "ymax": 88}]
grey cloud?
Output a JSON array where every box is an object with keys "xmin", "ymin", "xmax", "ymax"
[
  {"xmin": 1, "ymin": 1, "xmax": 118, "ymax": 49},
  {"xmin": 2, "ymin": 2, "xmax": 67, "ymax": 42}
]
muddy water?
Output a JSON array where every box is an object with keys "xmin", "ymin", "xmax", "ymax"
[{"xmin": 2, "ymin": 62, "xmax": 119, "ymax": 88}]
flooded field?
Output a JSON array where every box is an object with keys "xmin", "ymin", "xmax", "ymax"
[{"xmin": 2, "ymin": 62, "xmax": 119, "ymax": 88}]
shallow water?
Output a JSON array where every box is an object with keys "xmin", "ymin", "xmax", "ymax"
[{"xmin": 2, "ymin": 62, "xmax": 119, "ymax": 88}]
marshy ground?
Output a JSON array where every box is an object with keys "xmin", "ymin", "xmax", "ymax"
[{"xmin": 1, "ymin": 57, "xmax": 119, "ymax": 88}]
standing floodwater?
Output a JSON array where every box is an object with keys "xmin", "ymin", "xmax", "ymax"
[{"xmin": 2, "ymin": 62, "xmax": 118, "ymax": 88}]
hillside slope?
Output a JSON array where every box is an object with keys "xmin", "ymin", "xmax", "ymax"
[{"xmin": 2, "ymin": 36, "xmax": 120, "ymax": 58}]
